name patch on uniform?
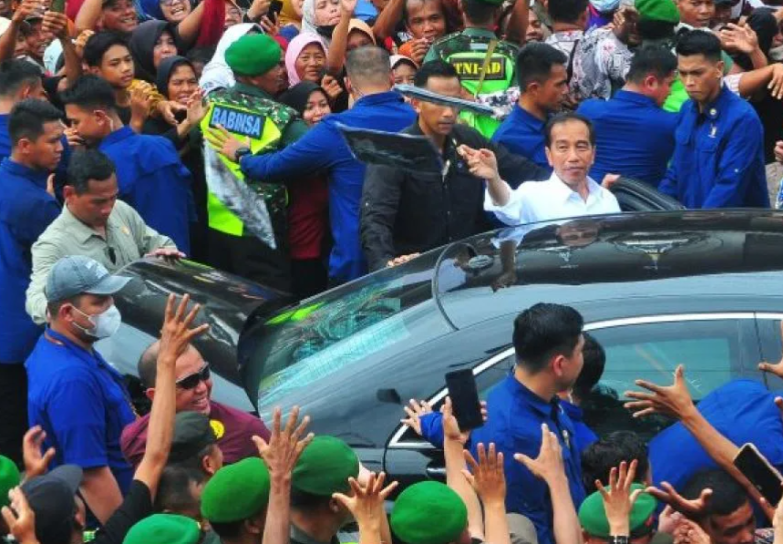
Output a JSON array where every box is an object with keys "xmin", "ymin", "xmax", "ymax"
[
  {"xmin": 449, "ymin": 58, "xmax": 507, "ymax": 81},
  {"xmin": 210, "ymin": 106, "xmax": 265, "ymax": 139}
]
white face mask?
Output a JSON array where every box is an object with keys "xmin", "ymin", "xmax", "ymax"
[{"xmin": 72, "ymin": 304, "xmax": 122, "ymax": 339}]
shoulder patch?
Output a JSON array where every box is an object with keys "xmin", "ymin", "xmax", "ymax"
[
  {"xmin": 449, "ymin": 56, "xmax": 508, "ymax": 81},
  {"xmin": 209, "ymin": 105, "xmax": 265, "ymax": 139}
]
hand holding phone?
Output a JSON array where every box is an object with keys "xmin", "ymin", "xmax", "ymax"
[
  {"xmin": 445, "ymin": 369, "xmax": 484, "ymax": 431},
  {"xmin": 733, "ymin": 443, "xmax": 783, "ymax": 506}
]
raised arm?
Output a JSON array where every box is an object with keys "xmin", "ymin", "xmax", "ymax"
[
  {"xmin": 74, "ymin": 0, "xmax": 103, "ymax": 35},
  {"xmin": 175, "ymin": 2, "xmax": 206, "ymax": 48},
  {"xmin": 326, "ymin": 0, "xmax": 356, "ymax": 74},
  {"xmin": 504, "ymin": 0, "xmax": 529, "ymax": 45}
]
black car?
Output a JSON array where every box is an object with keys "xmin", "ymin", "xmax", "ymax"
[{"xmin": 103, "ymin": 209, "xmax": 783, "ymax": 488}]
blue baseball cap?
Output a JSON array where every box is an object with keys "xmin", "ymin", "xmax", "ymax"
[{"xmin": 45, "ymin": 255, "xmax": 131, "ymax": 303}]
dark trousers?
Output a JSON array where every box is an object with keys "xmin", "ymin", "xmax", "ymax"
[
  {"xmin": 207, "ymin": 229, "xmax": 292, "ymax": 293},
  {"xmin": 0, "ymin": 364, "xmax": 28, "ymax": 467},
  {"xmin": 291, "ymin": 258, "xmax": 328, "ymax": 300}
]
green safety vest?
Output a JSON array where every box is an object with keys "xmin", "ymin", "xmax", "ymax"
[
  {"xmin": 429, "ymin": 31, "xmax": 519, "ymax": 138},
  {"xmin": 201, "ymin": 88, "xmax": 296, "ymax": 237}
]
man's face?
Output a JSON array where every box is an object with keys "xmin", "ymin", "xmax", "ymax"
[
  {"xmin": 65, "ymin": 104, "xmax": 113, "ymax": 146},
  {"xmin": 160, "ymin": 0, "xmax": 192, "ymax": 23},
  {"xmin": 102, "ymin": 0, "xmax": 138, "ymax": 33},
  {"xmin": 677, "ymin": 0, "xmax": 715, "ymax": 27},
  {"xmin": 545, "ymin": 119, "xmax": 595, "ymax": 186},
  {"xmin": 174, "ymin": 346, "xmax": 213, "ymax": 414},
  {"xmin": 678, "ymin": 53, "xmax": 722, "ymax": 103},
  {"xmin": 712, "ymin": 3, "xmax": 732, "ymax": 27},
  {"xmin": 526, "ymin": 10, "xmax": 544, "ymax": 42},
  {"xmin": 704, "ymin": 502, "xmax": 755, "ymax": 544},
  {"xmin": 63, "ymin": 175, "xmax": 119, "ymax": 228},
  {"xmin": 647, "ymin": 73, "xmax": 676, "ymax": 107},
  {"xmin": 60, "ymin": 294, "xmax": 114, "ymax": 342},
  {"xmin": 415, "ymin": 75, "xmax": 461, "ymax": 138},
  {"xmin": 224, "ymin": 0, "xmax": 243, "ymax": 29},
  {"xmin": 533, "ymin": 64, "xmax": 568, "ymax": 113},
  {"xmin": 91, "ymin": 44, "xmax": 135, "ymax": 89},
  {"xmin": 251, "ymin": 64, "xmax": 285, "ymax": 96},
  {"xmin": 24, "ymin": 20, "xmax": 48, "ymax": 61},
  {"xmin": 405, "ymin": 0, "xmax": 446, "ymax": 42},
  {"xmin": 24, "ymin": 120, "xmax": 64, "ymax": 171}
]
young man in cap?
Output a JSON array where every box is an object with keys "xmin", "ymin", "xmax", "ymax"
[
  {"xmin": 25, "ymin": 149, "xmax": 180, "ymax": 325},
  {"xmin": 201, "ymin": 32, "xmax": 308, "ymax": 293},
  {"xmin": 122, "ymin": 341, "xmax": 269, "ymax": 468}
]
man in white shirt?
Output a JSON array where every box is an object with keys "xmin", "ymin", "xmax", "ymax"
[{"xmin": 459, "ymin": 112, "xmax": 621, "ymax": 226}]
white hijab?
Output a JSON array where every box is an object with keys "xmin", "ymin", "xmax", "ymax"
[
  {"xmin": 199, "ymin": 23, "xmax": 263, "ymax": 95},
  {"xmin": 301, "ymin": 0, "xmax": 332, "ymax": 49}
]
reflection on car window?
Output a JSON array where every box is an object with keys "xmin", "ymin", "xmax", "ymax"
[{"xmin": 248, "ymin": 255, "xmax": 442, "ymax": 411}]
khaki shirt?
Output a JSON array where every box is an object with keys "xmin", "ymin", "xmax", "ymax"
[{"xmin": 26, "ymin": 200, "xmax": 176, "ymax": 325}]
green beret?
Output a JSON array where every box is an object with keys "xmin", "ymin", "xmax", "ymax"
[
  {"xmin": 293, "ymin": 436, "xmax": 359, "ymax": 496},
  {"xmin": 201, "ymin": 457, "xmax": 270, "ymax": 523},
  {"xmin": 579, "ymin": 484, "xmax": 658, "ymax": 538},
  {"xmin": 123, "ymin": 514, "xmax": 201, "ymax": 544},
  {"xmin": 391, "ymin": 482, "xmax": 468, "ymax": 544},
  {"xmin": 635, "ymin": 0, "xmax": 679, "ymax": 24},
  {"xmin": 0, "ymin": 456, "xmax": 20, "ymax": 508},
  {"xmin": 225, "ymin": 34, "xmax": 282, "ymax": 77}
]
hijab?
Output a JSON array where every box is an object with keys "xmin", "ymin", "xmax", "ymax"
[
  {"xmin": 156, "ymin": 55, "xmax": 194, "ymax": 99},
  {"xmin": 301, "ymin": 0, "xmax": 332, "ymax": 47},
  {"xmin": 279, "ymin": 0, "xmax": 301, "ymax": 28},
  {"xmin": 129, "ymin": 20, "xmax": 178, "ymax": 82},
  {"xmin": 279, "ymin": 80, "xmax": 325, "ymax": 115},
  {"xmin": 285, "ymin": 32, "xmax": 325, "ymax": 86},
  {"xmin": 199, "ymin": 22, "xmax": 262, "ymax": 94},
  {"xmin": 347, "ymin": 18, "xmax": 376, "ymax": 44}
]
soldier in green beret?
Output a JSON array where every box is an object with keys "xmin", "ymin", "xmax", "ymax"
[
  {"xmin": 422, "ymin": 0, "xmax": 529, "ymax": 137},
  {"xmin": 391, "ymin": 481, "xmax": 471, "ymax": 544},
  {"xmin": 202, "ymin": 33, "xmax": 310, "ymax": 293},
  {"xmin": 123, "ymin": 514, "xmax": 203, "ymax": 544}
]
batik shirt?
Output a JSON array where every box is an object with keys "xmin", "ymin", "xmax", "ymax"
[{"xmin": 570, "ymin": 28, "xmax": 633, "ymax": 101}]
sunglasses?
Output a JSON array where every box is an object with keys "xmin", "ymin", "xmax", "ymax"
[{"xmin": 176, "ymin": 363, "xmax": 211, "ymax": 390}]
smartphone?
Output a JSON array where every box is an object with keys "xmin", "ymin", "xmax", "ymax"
[
  {"xmin": 734, "ymin": 443, "xmax": 783, "ymax": 505},
  {"xmin": 445, "ymin": 369, "xmax": 484, "ymax": 431},
  {"xmin": 50, "ymin": 0, "xmax": 66, "ymax": 14},
  {"xmin": 268, "ymin": 0, "xmax": 283, "ymax": 22}
]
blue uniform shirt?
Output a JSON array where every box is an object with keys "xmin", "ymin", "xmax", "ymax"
[
  {"xmin": 560, "ymin": 399, "xmax": 598, "ymax": 453},
  {"xmin": 0, "ymin": 114, "xmax": 72, "ymax": 191},
  {"xmin": 492, "ymin": 104, "xmax": 551, "ymax": 171},
  {"xmin": 650, "ymin": 380, "xmax": 783, "ymax": 491},
  {"xmin": 420, "ymin": 375, "xmax": 585, "ymax": 544},
  {"xmin": 26, "ymin": 328, "xmax": 135, "ymax": 494},
  {"xmin": 240, "ymin": 91, "xmax": 416, "ymax": 283},
  {"xmin": 577, "ymin": 90, "xmax": 677, "ymax": 187},
  {"xmin": 658, "ymin": 85, "xmax": 769, "ymax": 208},
  {"xmin": 99, "ymin": 126, "xmax": 195, "ymax": 253},
  {"xmin": 0, "ymin": 159, "xmax": 60, "ymax": 364}
]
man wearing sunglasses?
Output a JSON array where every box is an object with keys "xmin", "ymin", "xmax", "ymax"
[{"xmin": 121, "ymin": 340, "xmax": 270, "ymax": 469}]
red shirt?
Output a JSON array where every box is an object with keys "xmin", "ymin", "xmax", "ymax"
[{"xmin": 120, "ymin": 400, "xmax": 271, "ymax": 467}]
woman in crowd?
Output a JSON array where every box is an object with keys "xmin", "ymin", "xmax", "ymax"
[{"xmin": 129, "ymin": 20, "xmax": 180, "ymax": 82}]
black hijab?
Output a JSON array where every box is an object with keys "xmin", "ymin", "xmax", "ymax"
[
  {"xmin": 155, "ymin": 55, "xmax": 194, "ymax": 99},
  {"xmin": 279, "ymin": 81, "xmax": 326, "ymax": 116},
  {"xmin": 129, "ymin": 20, "xmax": 179, "ymax": 83}
]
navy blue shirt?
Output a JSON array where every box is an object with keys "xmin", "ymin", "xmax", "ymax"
[
  {"xmin": 99, "ymin": 126, "xmax": 195, "ymax": 253},
  {"xmin": 577, "ymin": 90, "xmax": 677, "ymax": 187},
  {"xmin": 650, "ymin": 380, "xmax": 783, "ymax": 491},
  {"xmin": 658, "ymin": 86, "xmax": 769, "ymax": 208},
  {"xmin": 492, "ymin": 104, "xmax": 551, "ymax": 171},
  {"xmin": 560, "ymin": 399, "xmax": 598, "ymax": 453},
  {"xmin": 0, "ymin": 159, "xmax": 60, "ymax": 364},
  {"xmin": 240, "ymin": 92, "xmax": 416, "ymax": 283},
  {"xmin": 421, "ymin": 375, "xmax": 585, "ymax": 544},
  {"xmin": 26, "ymin": 328, "xmax": 135, "ymax": 494}
]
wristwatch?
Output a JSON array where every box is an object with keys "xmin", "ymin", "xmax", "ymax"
[
  {"xmin": 234, "ymin": 146, "xmax": 252, "ymax": 163},
  {"xmin": 609, "ymin": 536, "xmax": 629, "ymax": 544}
]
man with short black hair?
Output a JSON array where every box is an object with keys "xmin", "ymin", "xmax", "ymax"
[
  {"xmin": 492, "ymin": 42, "xmax": 568, "ymax": 169},
  {"xmin": 0, "ymin": 59, "xmax": 45, "ymax": 160},
  {"xmin": 581, "ymin": 431, "xmax": 651, "ymax": 493},
  {"xmin": 578, "ymin": 45, "xmax": 677, "ymax": 186},
  {"xmin": 0, "ymin": 98, "xmax": 63, "ymax": 467},
  {"xmin": 681, "ymin": 470, "xmax": 755, "ymax": 544},
  {"xmin": 657, "ymin": 31, "xmax": 768, "ymax": 208},
  {"xmin": 26, "ymin": 149, "xmax": 178, "ymax": 325},
  {"xmin": 61, "ymin": 74, "xmax": 195, "ymax": 249},
  {"xmin": 361, "ymin": 60, "xmax": 548, "ymax": 271},
  {"xmin": 545, "ymin": 0, "xmax": 589, "ymax": 63}
]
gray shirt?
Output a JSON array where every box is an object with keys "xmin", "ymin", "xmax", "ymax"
[{"xmin": 26, "ymin": 200, "xmax": 175, "ymax": 324}]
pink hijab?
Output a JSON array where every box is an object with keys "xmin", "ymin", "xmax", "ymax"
[{"xmin": 285, "ymin": 33, "xmax": 326, "ymax": 86}]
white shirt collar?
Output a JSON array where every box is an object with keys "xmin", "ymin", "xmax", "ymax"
[{"xmin": 547, "ymin": 172, "xmax": 603, "ymax": 205}]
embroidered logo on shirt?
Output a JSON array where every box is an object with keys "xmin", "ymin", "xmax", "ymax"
[
  {"xmin": 210, "ymin": 106, "xmax": 265, "ymax": 139},
  {"xmin": 210, "ymin": 419, "xmax": 225, "ymax": 439},
  {"xmin": 449, "ymin": 58, "xmax": 507, "ymax": 81},
  {"xmin": 121, "ymin": 225, "xmax": 131, "ymax": 236}
]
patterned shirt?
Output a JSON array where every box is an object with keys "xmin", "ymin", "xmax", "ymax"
[
  {"xmin": 545, "ymin": 29, "xmax": 584, "ymax": 59},
  {"xmin": 570, "ymin": 28, "xmax": 633, "ymax": 101}
]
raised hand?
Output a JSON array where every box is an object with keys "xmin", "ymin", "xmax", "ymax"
[
  {"xmin": 514, "ymin": 423, "xmax": 566, "ymax": 486},
  {"xmin": 41, "ymin": 10, "xmax": 68, "ymax": 39},
  {"xmin": 673, "ymin": 517, "xmax": 711, "ymax": 544},
  {"xmin": 624, "ymin": 365, "xmax": 696, "ymax": 420},
  {"xmin": 442, "ymin": 396, "xmax": 471, "ymax": 445},
  {"xmin": 13, "ymin": 0, "xmax": 41, "ymax": 23},
  {"xmin": 252, "ymin": 406, "xmax": 314, "ymax": 479},
  {"xmin": 645, "ymin": 481, "xmax": 711, "ymax": 518},
  {"xmin": 22, "ymin": 426, "xmax": 56, "ymax": 480},
  {"xmin": 462, "ymin": 442, "xmax": 506, "ymax": 506},
  {"xmin": 597, "ymin": 460, "xmax": 643, "ymax": 537},
  {"xmin": 204, "ymin": 124, "xmax": 250, "ymax": 162},
  {"xmin": 457, "ymin": 145, "xmax": 500, "ymax": 183},
  {"xmin": 332, "ymin": 472, "xmax": 398, "ymax": 532},
  {"xmin": 186, "ymin": 89, "xmax": 207, "ymax": 126},
  {"xmin": 401, "ymin": 398, "xmax": 433, "ymax": 436},
  {"xmin": 158, "ymin": 294, "xmax": 210, "ymax": 362},
  {"xmin": 1, "ymin": 488, "xmax": 37, "ymax": 544},
  {"xmin": 321, "ymin": 74, "xmax": 343, "ymax": 101}
]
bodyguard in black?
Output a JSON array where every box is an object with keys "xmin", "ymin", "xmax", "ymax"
[{"xmin": 361, "ymin": 61, "xmax": 548, "ymax": 272}]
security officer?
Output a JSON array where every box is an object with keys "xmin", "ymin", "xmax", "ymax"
[
  {"xmin": 423, "ymin": 0, "xmax": 519, "ymax": 137},
  {"xmin": 201, "ymin": 34, "xmax": 309, "ymax": 293}
]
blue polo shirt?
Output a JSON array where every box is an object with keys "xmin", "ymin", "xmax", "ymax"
[
  {"xmin": 577, "ymin": 90, "xmax": 677, "ymax": 187},
  {"xmin": 99, "ymin": 126, "xmax": 195, "ymax": 253},
  {"xmin": 492, "ymin": 104, "xmax": 551, "ymax": 171},
  {"xmin": 240, "ymin": 91, "xmax": 416, "ymax": 283},
  {"xmin": 658, "ymin": 85, "xmax": 769, "ymax": 208},
  {"xmin": 650, "ymin": 380, "xmax": 783, "ymax": 491},
  {"xmin": 560, "ymin": 399, "xmax": 598, "ymax": 453},
  {"xmin": 26, "ymin": 329, "xmax": 135, "ymax": 494},
  {"xmin": 421, "ymin": 375, "xmax": 585, "ymax": 544},
  {"xmin": 0, "ymin": 159, "xmax": 60, "ymax": 364}
]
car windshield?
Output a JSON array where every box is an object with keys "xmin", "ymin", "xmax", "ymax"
[{"xmin": 243, "ymin": 249, "xmax": 451, "ymax": 412}]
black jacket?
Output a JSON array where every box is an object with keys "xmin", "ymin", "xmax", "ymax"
[{"xmin": 360, "ymin": 122, "xmax": 550, "ymax": 272}]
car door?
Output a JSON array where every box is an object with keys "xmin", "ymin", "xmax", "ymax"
[
  {"xmin": 384, "ymin": 313, "xmax": 759, "ymax": 482},
  {"xmin": 611, "ymin": 177, "xmax": 685, "ymax": 212},
  {"xmin": 754, "ymin": 312, "xmax": 783, "ymax": 392}
]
